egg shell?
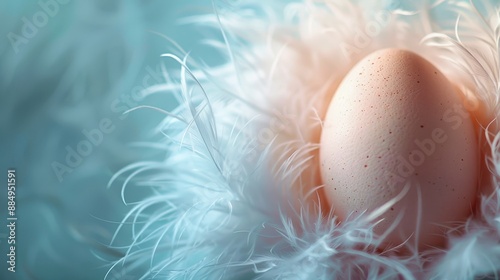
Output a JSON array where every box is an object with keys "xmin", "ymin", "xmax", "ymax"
[{"xmin": 320, "ymin": 48, "xmax": 479, "ymax": 249}]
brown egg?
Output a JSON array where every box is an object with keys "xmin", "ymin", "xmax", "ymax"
[{"xmin": 320, "ymin": 48, "xmax": 479, "ymax": 249}]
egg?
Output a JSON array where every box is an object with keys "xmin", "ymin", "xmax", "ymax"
[{"xmin": 320, "ymin": 48, "xmax": 479, "ymax": 249}]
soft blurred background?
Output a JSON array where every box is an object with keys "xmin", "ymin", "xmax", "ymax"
[{"xmin": 0, "ymin": 1, "xmax": 222, "ymax": 279}]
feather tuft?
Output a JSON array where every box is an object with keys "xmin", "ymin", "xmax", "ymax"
[{"xmin": 107, "ymin": 0, "xmax": 500, "ymax": 279}]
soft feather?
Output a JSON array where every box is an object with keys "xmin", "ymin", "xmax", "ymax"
[{"xmin": 107, "ymin": 0, "xmax": 500, "ymax": 279}]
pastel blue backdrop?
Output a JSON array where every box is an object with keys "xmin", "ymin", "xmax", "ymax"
[{"xmin": 0, "ymin": 1, "xmax": 219, "ymax": 279}]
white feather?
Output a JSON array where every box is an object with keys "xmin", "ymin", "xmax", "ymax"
[{"xmin": 108, "ymin": 0, "xmax": 500, "ymax": 279}]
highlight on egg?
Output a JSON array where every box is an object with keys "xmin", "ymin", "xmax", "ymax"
[{"xmin": 319, "ymin": 48, "xmax": 479, "ymax": 250}]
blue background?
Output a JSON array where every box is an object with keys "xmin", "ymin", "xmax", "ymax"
[{"xmin": 0, "ymin": 1, "xmax": 220, "ymax": 279}]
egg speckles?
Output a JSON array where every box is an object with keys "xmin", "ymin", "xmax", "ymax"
[{"xmin": 320, "ymin": 49, "xmax": 479, "ymax": 249}]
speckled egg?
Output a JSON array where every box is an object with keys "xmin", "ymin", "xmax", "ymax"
[{"xmin": 320, "ymin": 48, "xmax": 479, "ymax": 249}]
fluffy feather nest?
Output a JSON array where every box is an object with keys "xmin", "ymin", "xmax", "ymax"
[{"xmin": 106, "ymin": 0, "xmax": 500, "ymax": 279}]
